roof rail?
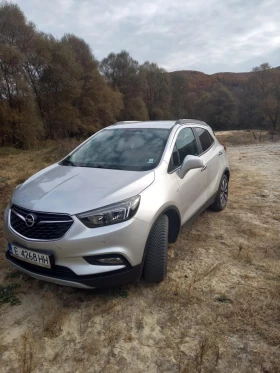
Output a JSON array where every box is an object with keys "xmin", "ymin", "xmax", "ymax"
[
  {"xmin": 175, "ymin": 119, "xmax": 207, "ymax": 125},
  {"xmin": 112, "ymin": 121, "xmax": 141, "ymax": 125}
]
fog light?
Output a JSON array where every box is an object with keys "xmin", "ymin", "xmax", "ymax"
[
  {"xmin": 96, "ymin": 257, "xmax": 124, "ymax": 265},
  {"xmin": 84, "ymin": 254, "xmax": 128, "ymax": 266}
]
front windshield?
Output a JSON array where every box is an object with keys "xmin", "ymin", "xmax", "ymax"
[{"xmin": 63, "ymin": 128, "xmax": 170, "ymax": 171}]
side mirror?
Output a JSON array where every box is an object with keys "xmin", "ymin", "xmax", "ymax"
[{"xmin": 178, "ymin": 155, "xmax": 203, "ymax": 179}]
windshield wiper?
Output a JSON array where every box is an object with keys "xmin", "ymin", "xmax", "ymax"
[
  {"xmin": 108, "ymin": 165, "xmax": 126, "ymax": 170},
  {"xmin": 62, "ymin": 158, "xmax": 77, "ymax": 167},
  {"xmin": 93, "ymin": 165, "xmax": 107, "ymax": 168},
  {"xmin": 83, "ymin": 164, "xmax": 126, "ymax": 170}
]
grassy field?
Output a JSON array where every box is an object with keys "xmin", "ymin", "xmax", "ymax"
[{"xmin": 0, "ymin": 131, "xmax": 280, "ymax": 373}]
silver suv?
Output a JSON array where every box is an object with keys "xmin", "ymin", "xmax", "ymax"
[{"xmin": 3, "ymin": 119, "xmax": 229, "ymax": 288}]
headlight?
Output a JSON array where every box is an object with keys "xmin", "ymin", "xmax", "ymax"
[{"xmin": 76, "ymin": 196, "xmax": 141, "ymax": 228}]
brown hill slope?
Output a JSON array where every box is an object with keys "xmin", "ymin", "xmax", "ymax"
[
  {"xmin": 170, "ymin": 69, "xmax": 252, "ymax": 94},
  {"xmin": 170, "ymin": 66, "xmax": 280, "ymax": 94}
]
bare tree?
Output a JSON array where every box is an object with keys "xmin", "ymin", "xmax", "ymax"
[{"xmin": 252, "ymin": 63, "xmax": 280, "ymax": 133}]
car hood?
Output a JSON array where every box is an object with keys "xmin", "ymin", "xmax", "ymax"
[{"xmin": 12, "ymin": 164, "xmax": 155, "ymax": 214}]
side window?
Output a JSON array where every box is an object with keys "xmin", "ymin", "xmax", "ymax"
[
  {"xmin": 194, "ymin": 127, "xmax": 214, "ymax": 153},
  {"xmin": 168, "ymin": 144, "xmax": 180, "ymax": 172},
  {"xmin": 168, "ymin": 128, "xmax": 199, "ymax": 172},
  {"xmin": 176, "ymin": 127, "xmax": 199, "ymax": 162}
]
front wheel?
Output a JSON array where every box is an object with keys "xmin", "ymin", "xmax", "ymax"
[
  {"xmin": 143, "ymin": 214, "xmax": 169, "ymax": 283},
  {"xmin": 210, "ymin": 174, "xmax": 229, "ymax": 211}
]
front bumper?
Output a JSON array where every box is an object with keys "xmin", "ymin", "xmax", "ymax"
[
  {"xmin": 6, "ymin": 251, "xmax": 142, "ymax": 289},
  {"xmin": 3, "ymin": 205, "xmax": 151, "ymax": 288}
]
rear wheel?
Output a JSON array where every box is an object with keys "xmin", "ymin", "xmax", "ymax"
[
  {"xmin": 143, "ymin": 214, "xmax": 168, "ymax": 283},
  {"xmin": 210, "ymin": 174, "xmax": 229, "ymax": 211}
]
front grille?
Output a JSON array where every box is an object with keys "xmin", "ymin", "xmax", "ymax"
[{"xmin": 10, "ymin": 205, "xmax": 73, "ymax": 240}]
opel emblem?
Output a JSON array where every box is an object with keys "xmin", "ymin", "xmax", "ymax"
[{"xmin": 25, "ymin": 213, "xmax": 37, "ymax": 227}]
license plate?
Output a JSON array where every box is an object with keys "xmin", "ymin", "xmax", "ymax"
[{"xmin": 9, "ymin": 244, "xmax": 51, "ymax": 268}]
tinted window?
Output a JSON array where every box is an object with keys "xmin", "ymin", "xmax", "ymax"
[
  {"xmin": 195, "ymin": 127, "xmax": 214, "ymax": 153},
  {"xmin": 168, "ymin": 144, "xmax": 180, "ymax": 172},
  {"xmin": 176, "ymin": 128, "xmax": 199, "ymax": 161},
  {"xmin": 168, "ymin": 128, "xmax": 198, "ymax": 172},
  {"xmin": 64, "ymin": 128, "xmax": 169, "ymax": 171}
]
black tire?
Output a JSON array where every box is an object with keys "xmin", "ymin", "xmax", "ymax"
[
  {"xmin": 210, "ymin": 174, "xmax": 229, "ymax": 211},
  {"xmin": 143, "ymin": 214, "xmax": 169, "ymax": 283}
]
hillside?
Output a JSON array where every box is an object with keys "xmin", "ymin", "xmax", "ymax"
[
  {"xmin": 170, "ymin": 67, "xmax": 279, "ymax": 94},
  {"xmin": 170, "ymin": 69, "xmax": 252, "ymax": 93}
]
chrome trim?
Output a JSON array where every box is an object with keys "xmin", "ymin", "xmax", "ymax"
[
  {"xmin": 12, "ymin": 204, "xmax": 73, "ymax": 216},
  {"xmin": 6, "ymin": 259, "xmax": 93, "ymax": 289},
  {"xmin": 168, "ymin": 166, "xmax": 181, "ymax": 175},
  {"xmin": 11, "ymin": 209, "xmax": 26, "ymax": 222},
  {"xmin": 201, "ymin": 165, "xmax": 207, "ymax": 172},
  {"xmin": 197, "ymin": 139, "xmax": 215, "ymax": 156},
  {"xmin": 8, "ymin": 209, "xmax": 74, "ymax": 242},
  {"xmin": 192, "ymin": 125, "xmax": 215, "ymax": 156},
  {"xmin": 38, "ymin": 220, "xmax": 73, "ymax": 224}
]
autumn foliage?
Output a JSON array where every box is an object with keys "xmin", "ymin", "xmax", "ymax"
[{"xmin": 0, "ymin": 2, "xmax": 279, "ymax": 148}]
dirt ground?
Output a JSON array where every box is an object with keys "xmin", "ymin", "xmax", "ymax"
[{"xmin": 0, "ymin": 133, "xmax": 280, "ymax": 373}]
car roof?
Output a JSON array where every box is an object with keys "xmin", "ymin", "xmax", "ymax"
[{"xmin": 108, "ymin": 119, "xmax": 209, "ymax": 130}]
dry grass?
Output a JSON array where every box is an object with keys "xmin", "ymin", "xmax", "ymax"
[
  {"xmin": 0, "ymin": 132, "xmax": 280, "ymax": 373},
  {"xmin": 17, "ymin": 331, "xmax": 35, "ymax": 373},
  {"xmin": 216, "ymin": 129, "xmax": 279, "ymax": 146},
  {"xmin": 41, "ymin": 292, "xmax": 67, "ymax": 338}
]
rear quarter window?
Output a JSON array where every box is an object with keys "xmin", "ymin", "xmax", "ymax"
[{"xmin": 194, "ymin": 127, "xmax": 214, "ymax": 153}]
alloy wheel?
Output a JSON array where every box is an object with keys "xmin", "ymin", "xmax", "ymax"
[{"xmin": 220, "ymin": 177, "xmax": 228, "ymax": 207}]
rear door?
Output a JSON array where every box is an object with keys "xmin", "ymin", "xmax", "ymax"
[
  {"xmin": 193, "ymin": 127, "xmax": 224, "ymax": 199},
  {"xmin": 168, "ymin": 127, "xmax": 208, "ymax": 224}
]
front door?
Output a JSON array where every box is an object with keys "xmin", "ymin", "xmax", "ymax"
[{"xmin": 168, "ymin": 127, "xmax": 207, "ymax": 224}]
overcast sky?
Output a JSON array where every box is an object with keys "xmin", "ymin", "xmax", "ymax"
[{"xmin": 12, "ymin": 0, "xmax": 280, "ymax": 74}]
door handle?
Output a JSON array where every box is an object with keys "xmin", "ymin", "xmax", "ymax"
[
  {"xmin": 201, "ymin": 165, "xmax": 207, "ymax": 172},
  {"xmin": 218, "ymin": 151, "xmax": 223, "ymax": 156}
]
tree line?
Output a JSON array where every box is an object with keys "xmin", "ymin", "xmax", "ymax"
[{"xmin": 0, "ymin": 2, "xmax": 279, "ymax": 148}]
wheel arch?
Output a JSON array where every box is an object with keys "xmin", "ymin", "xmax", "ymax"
[
  {"xmin": 164, "ymin": 207, "xmax": 181, "ymax": 243},
  {"xmin": 140, "ymin": 205, "xmax": 181, "ymax": 274},
  {"xmin": 149, "ymin": 205, "xmax": 181, "ymax": 244},
  {"xmin": 224, "ymin": 167, "xmax": 230, "ymax": 181},
  {"xmin": 140, "ymin": 205, "xmax": 181, "ymax": 275}
]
